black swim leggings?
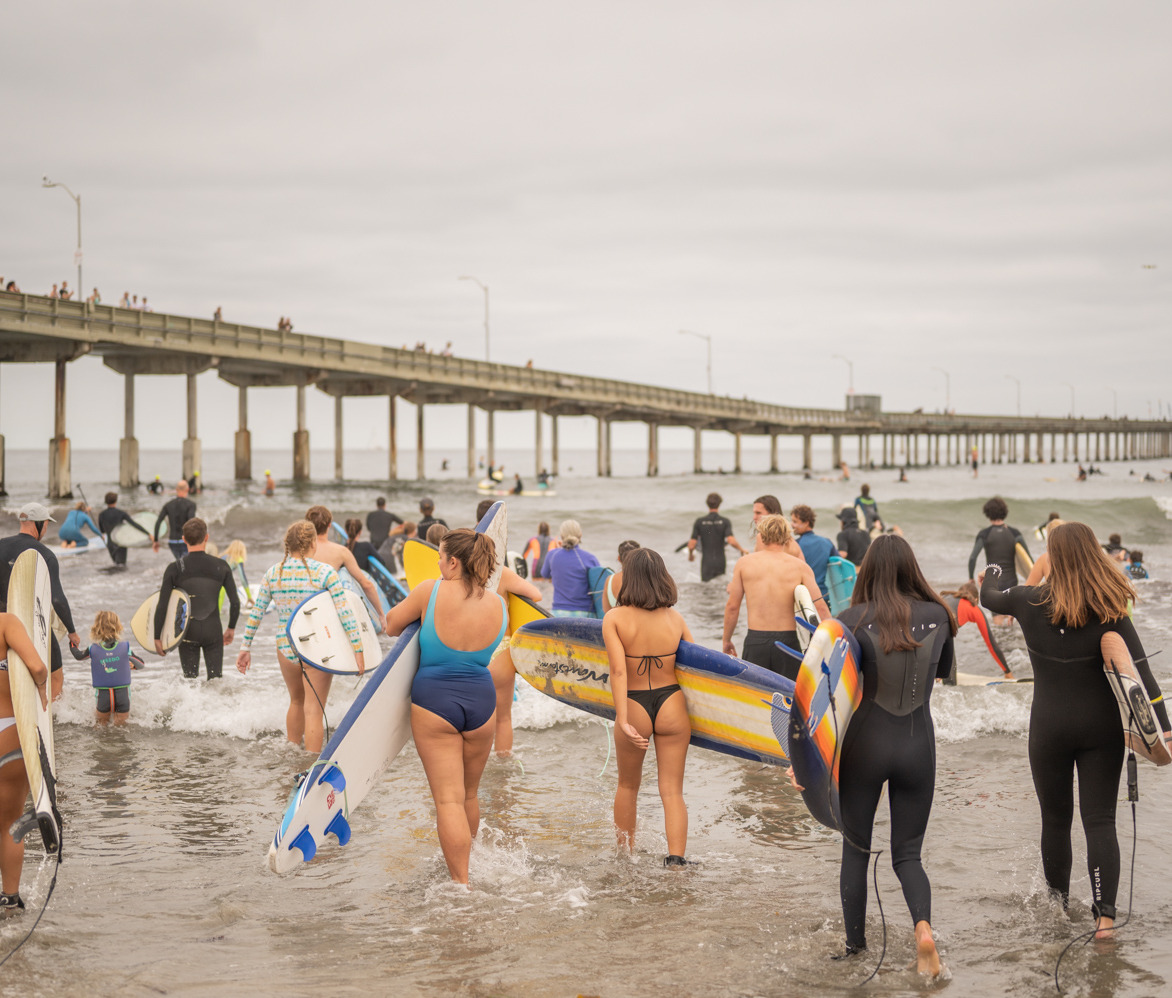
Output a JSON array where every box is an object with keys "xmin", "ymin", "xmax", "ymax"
[
  {"xmin": 1029, "ymin": 698, "xmax": 1123, "ymax": 918},
  {"xmin": 839, "ymin": 701, "xmax": 936, "ymax": 950},
  {"xmin": 178, "ymin": 615, "xmax": 225, "ymax": 680}
]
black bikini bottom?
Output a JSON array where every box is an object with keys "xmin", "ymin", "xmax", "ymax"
[{"xmin": 627, "ymin": 685, "xmax": 683, "ymax": 730}]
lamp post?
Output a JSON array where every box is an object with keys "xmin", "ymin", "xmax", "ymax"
[
  {"xmin": 678, "ymin": 329, "xmax": 713, "ymax": 394},
  {"xmin": 457, "ymin": 275, "xmax": 490, "ymax": 361},
  {"xmin": 42, "ymin": 176, "xmax": 82, "ymax": 301},
  {"xmin": 1107, "ymin": 388, "xmax": 1117, "ymax": 419},
  {"xmin": 1005, "ymin": 374, "xmax": 1021, "ymax": 417},
  {"xmin": 1062, "ymin": 382, "xmax": 1075, "ymax": 417},
  {"xmin": 831, "ymin": 354, "xmax": 854, "ymax": 394},
  {"xmin": 931, "ymin": 366, "xmax": 951, "ymax": 411}
]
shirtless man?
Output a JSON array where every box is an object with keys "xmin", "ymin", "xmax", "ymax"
[
  {"xmin": 722, "ymin": 514, "xmax": 828, "ymax": 679},
  {"xmin": 304, "ymin": 506, "xmax": 382, "ymax": 611}
]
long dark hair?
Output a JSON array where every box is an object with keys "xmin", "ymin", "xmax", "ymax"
[{"xmin": 851, "ymin": 534, "xmax": 956, "ymax": 652}]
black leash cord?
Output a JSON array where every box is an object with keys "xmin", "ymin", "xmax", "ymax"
[{"xmin": 0, "ymin": 855, "xmax": 61, "ymax": 968}]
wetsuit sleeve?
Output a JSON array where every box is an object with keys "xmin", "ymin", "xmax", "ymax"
[
  {"xmin": 324, "ymin": 569, "xmax": 364, "ymax": 652},
  {"xmin": 691, "ymin": 518, "xmax": 702, "ymax": 541},
  {"xmin": 1011, "ymin": 528, "xmax": 1030, "ymax": 560},
  {"xmin": 128, "ymin": 512, "xmax": 152, "ymax": 537},
  {"xmin": 129, "ymin": 650, "xmax": 144, "ymax": 669},
  {"xmin": 241, "ymin": 570, "xmax": 274, "ymax": 649},
  {"xmin": 83, "ymin": 513, "xmax": 100, "ymax": 534},
  {"xmin": 978, "ymin": 566, "xmax": 1018, "ymax": 616},
  {"xmin": 69, "ymin": 642, "xmax": 89, "ymax": 661},
  {"xmin": 222, "ymin": 561, "xmax": 241, "ymax": 629},
  {"xmin": 935, "ymin": 629, "xmax": 955, "ymax": 680},
  {"xmin": 155, "ymin": 562, "xmax": 178, "ymax": 640},
  {"xmin": 1114, "ymin": 617, "xmax": 1172, "ymax": 732},
  {"xmin": 42, "ymin": 549, "xmax": 75, "ymax": 633},
  {"xmin": 960, "ymin": 599, "xmax": 1012, "ymax": 673},
  {"xmin": 968, "ymin": 528, "xmax": 990, "ymax": 580},
  {"xmin": 155, "ymin": 504, "xmax": 168, "ymax": 539}
]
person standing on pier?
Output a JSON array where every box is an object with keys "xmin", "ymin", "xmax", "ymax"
[{"xmin": 153, "ymin": 480, "xmax": 197, "ymax": 562}]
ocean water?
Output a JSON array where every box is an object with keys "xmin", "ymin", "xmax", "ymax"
[{"xmin": 2, "ymin": 448, "xmax": 1172, "ymax": 998}]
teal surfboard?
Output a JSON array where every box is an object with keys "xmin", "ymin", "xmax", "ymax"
[
  {"xmin": 825, "ymin": 556, "xmax": 857, "ymax": 616},
  {"xmin": 586, "ymin": 566, "xmax": 614, "ymax": 618}
]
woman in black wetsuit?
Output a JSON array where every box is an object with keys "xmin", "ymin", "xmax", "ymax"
[
  {"xmin": 981, "ymin": 521, "xmax": 1171, "ymax": 939},
  {"xmin": 601, "ymin": 548, "xmax": 695, "ymax": 866},
  {"xmin": 818, "ymin": 534, "xmax": 956, "ymax": 974}
]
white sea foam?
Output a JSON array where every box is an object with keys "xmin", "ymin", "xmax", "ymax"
[{"xmin": 932, "ymin": 683, "xmax": 1032, "ymax": 743}]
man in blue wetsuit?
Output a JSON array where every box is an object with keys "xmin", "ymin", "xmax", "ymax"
[{"xmin": 789, "ymin": 504, "xmax": 836, "ymax": 598}]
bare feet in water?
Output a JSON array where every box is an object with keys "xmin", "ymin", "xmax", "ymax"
[
  {"xmin": 1094, "ymin": 916, "xmax": 1115, "ymax": 941},
  {"xmin": 915, "ymin": 920, "xmax": 941, "ymax": 976}
]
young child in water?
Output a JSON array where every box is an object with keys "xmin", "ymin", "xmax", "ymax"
[
  {"xmin": 71, "ymin": 610, "xmax": 143, "ymax": 725},
  {"xmin": 1126, "ymin": 549, "xmax": 1149, "ymax": 580}
]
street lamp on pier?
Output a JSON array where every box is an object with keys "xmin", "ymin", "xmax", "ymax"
[
  {"xmin": 457, "ymin": 276, "xmax": 490, "ymax": 361},
  {"xmin": 1005, "ymin": 375, "xmax": 1021, "ymax": 417},
  {"xmin": 678, "ymin": 330, "xmax": 713, "ymax": 394},
  {"xmin": 831, "ymin": 354, "xmax": 854, "ymax": 394},
  {"xmin": 931, "ymin": 367, "xmax": 951, "ymax": 411},
  {"xmin": 1062, "ymin": 383, "xmax": 1075, "ymax": 417},
  {"xmin": 42, "ymin": 177, "xmax": 82, "ymax": 302}
]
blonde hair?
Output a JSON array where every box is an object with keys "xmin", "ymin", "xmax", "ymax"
[
  {"xmin": 224, "ymin": 540, "xmax": 247, "ymax": 564},
  {"xmin": 756, "ymin": 514, "xmax": 793, "ymax": 547},
  {"xmin": 1043, "ymin": 522, "xmax": 1135, "ymax": 628},
  {"xmin": 279, "ymin": 521, "xmax": 317, "ymax": 583},
  {"xmin": 559, "ymin": 519, "xmax": 582, "ymax": 549},
  {"xmin": 90, "ymin": 610, "xmax": 123, "ymax": 645}
]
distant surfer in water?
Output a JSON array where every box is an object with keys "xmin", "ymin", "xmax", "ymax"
[
  {"xmin": 386, "ymin": 528, "xmax": 505, "ymax": 884},
  {"xmin": 0, "ymin": 613, "xmax": 50, "ymax": 913},
  {"xmin": 967, "ymin": 497, "xmax": 1030, "ymax": 623},
  {"xmin": 687, "ymin": 493, "xmax": 746, "ymax": 582},
  {"xmin": 602, "ymin": 548, "xmax": 695, "ymax": 867},
  {"xmin": 98, "ymin": 491, "xmax": 151, "ymax": 567},
  {"xmin": 980, "ymin": 523, "xmax": 1170, "ymax": 940},
  {"xmin": 794, "ymin": 535, "xmax": 955, "ymax": 975}
]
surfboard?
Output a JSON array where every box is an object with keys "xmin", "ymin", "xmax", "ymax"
[
  {"xmin": 775, "ymin": 617, "xmax": 862, "ymax": 831},
  {"xmin": 586, "ymin": 566, "xmax": 614, "ymax": 618},
  {"xmin": 1102, "ymin": 632, "xmax": 1171, "ymax": 765},
  {"xmin": 368, "ymin": 557, "xmax": 408, "ymax": 607},
  {"xmin": 793, "ymin": 584, "xmax": 819, "ymax": 650},
  {"xmin": 54, "ymin": 535, "xmax": 107, "ymax": 557},
  {"xmin": 825, "ymin": 556, "xmax": 857, "ymax": 616},
  {"xmin": 954, "ymin": 671, "xmax": 1032, "ymax": 687},
  {"xmin": 268, "ymin": 624, "xmax": 422, "ymax": 873},
  {"xmin": 286, "ymin": 588, "xmax": 383, "ymax": 675},
  {"xmin": 131, "ymin": 588, "xmax": 191, "ymax": 654},
  {"xmin": 510, "ymin": 616, "xmax": 794, "ymax": 766},
  {"xmin": 476, "ymin": 487, "xmax": 558, "ymax": 498},
  {"xmin": 403, "ymin": 537, "xmax": 440, "ymax": 590},
  {"xmin": 338, "ymin": 567, "xmax": 385, "ymax": 635},
  {"xmin": 509, "ymin": 549, "xmax": 528, "ymax": 579},
  {"xmin": 507, "ymin": 592, "xmax": 549, "ymax": 633},
  {"xmin": 109, "ymin": 511, "xmax": 164, "ymax": 548},
  {"xmin": 475, "ymin": 500, "xmax": 508, "ymax": 592},
  {"xmin": 1015, "ymin": 542, "xmax": 1034, "ymax": 581},
  {"xmin": 5, "ymin": 549, "xmax": 62, "ymax": 855}
]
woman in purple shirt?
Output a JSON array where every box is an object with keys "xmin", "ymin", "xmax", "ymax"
[{"xmin": 543, "ymin": 520, "xmax": 600, "ymax": 617}]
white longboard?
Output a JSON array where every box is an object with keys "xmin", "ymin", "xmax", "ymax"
[
  {"xmin": 109, "ymin": 511, "xmax": 163, "ymax": 548},
  {"xmin": 6, "ymin": 549, "xmax": 62, "ymax": 855},
  {"xmin": 268, "ymin": 624, "xmax": 421, "ymax": 873},
  {"xmin": 476, "ymin": 500, "xmax": 508, "ymax": 592},
  {"xmin": 286, "ymin": 588, "xmax": 382, "ymax": 675},
  {"xmin": 793, "ymin": 583, "xmax": 819, "ymax": 651},
  {"xmin": 131, "ymin": 589, "xmax": 191, "ymax": 654}
]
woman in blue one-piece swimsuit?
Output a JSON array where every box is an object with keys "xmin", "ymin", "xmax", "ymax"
[{"xmin": 387, "ymin": 527, "xmax": 505, "ymax": 885}]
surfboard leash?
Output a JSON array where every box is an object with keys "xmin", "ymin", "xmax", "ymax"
[
  {"xmin": 0, "ymin": 846, "xmax": 62, "ymax": 969},
  {"xmin": 300, "ymin": 663, "xmax": 333, "ymax": 747},
  {"xmin": 820, "ymin": 664, "xmax": 887, "ymax": 985},
  {"xmin": 1055, "ymin": 652, "xmax": 1150, "ymax": 992}
]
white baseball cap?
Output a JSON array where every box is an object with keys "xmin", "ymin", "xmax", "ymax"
[{"xmin": 18, "ymin": 502, "xmax": 56, "ymax": 523}]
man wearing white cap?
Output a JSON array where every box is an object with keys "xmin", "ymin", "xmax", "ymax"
[{"xmin": 0, "ymin": 503, "xmax": 80, "ymax": 700}]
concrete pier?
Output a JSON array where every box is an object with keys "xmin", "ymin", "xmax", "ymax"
[
  {"xmin": 235, "ymin": 387, "xmax": 251, "ymax": 480},
  {"xmin": 182, "ymin": 372, "xmax": 201, "ymax": 482},
  {"xmin": 467, "ymin": 405, "xmax": 476, "ymax": 479},
  {"xmin": 388, "ymin": 394, "xmax": 398, "ymax": 480},
  {"xmin": 292, "ymin": 384, "xmax": 309, "ymax": 481},
  {"xmin": 119, "ymin": 372, "xmax": 139, "ymax": 487},
  {"xmin": 49, "ymin": 358, "xmax": 71, "ymax": 498},
  {"xmin": 535, "ymin": 406, "xmax": 544, "ymax": 478},
  {"xmin": 648, "ymin": 421, "xmax": 658, "ymax": 477},
  {"xmin": 551, "ymin": 415, "xmax": 559, "ymax": 477},
  {"xmin": 334, "ymin": 395, "xmax": 344, "ymax": 480},
  {"xmin": 415, "ymin": 403, "xmax": 425, "ymax": 481}
]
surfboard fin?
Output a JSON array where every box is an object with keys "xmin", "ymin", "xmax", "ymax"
[
  {"xmin": 289, "ymin": 825, "xmax": 317, "ymax": 863},
  {"xmin": 316, "ymin": 763, "xmax": 346, "ymax": 792},
  {"xmin": 794, "ymin": 615, "xmax": 818, "ymax": 634},
  {"xmin": 325, "ymin": 811, "xmax": 352, "ymax": 846},
  {"xmin": 10, "ymin": 808, "xmax": 60, "ymax": 855},
  {"xmin": 774, "ymin": 640, "xmax": 806, "ymax": 660}
]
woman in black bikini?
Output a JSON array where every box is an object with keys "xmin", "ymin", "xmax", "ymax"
[{"xmin": 601, "ymin": 548, "xmax": 694, "ymax": 866}]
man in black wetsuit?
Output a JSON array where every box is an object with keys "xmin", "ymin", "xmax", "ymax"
[
  {"xmin": 146, "ymin": 475, "xmax": 165, "ymax": 495},
  {"xmin": 687, "ymin": 493, "xmax": 746, "ymax": 582},
  {"xmin": 835, "ymin": 507, "xmax": 871, "ymax": 566},
  {"xmin": 366, "ymin": 497, "xmax": 402, "ymax": 551},
  {"xmin": 0, "ymin": 502, "xmax": 80, "ymax": 701},
  {"xmin": 98, "ymin": 491, "xmax": 151, "ymax": 568},
  {"xmin": 153, "ymin": 480, "xmax": 197, "ymax": 562},
  {"xmin": 417, "ymin": 497, "xmax": 447, "ymax": 539},
  {"xmin": 968, "ymin": 497, "xmax": 1030, "ymax": 624},
  {"xmin": 154, "ymin": 517, "xmax": 238, "ymax": 679}
]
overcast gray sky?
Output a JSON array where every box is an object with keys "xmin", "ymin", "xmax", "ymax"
[{"xmin": 2, "ymin": 1, "xmax": 1169, "ymax": 452}]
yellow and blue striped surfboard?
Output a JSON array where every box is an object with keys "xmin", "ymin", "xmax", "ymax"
[{"xmin": 510, "ymin": 617, "xmax": 793, "ymax": 766}]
